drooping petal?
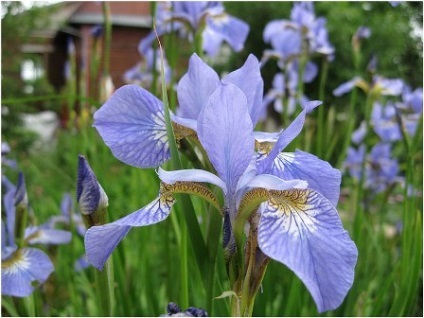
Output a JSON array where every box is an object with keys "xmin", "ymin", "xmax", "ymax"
[
  {"xmin": 223, "ymin": 54, "xmax": 264, "ymax": 125},
  {"xmin": 198, "ymin": 83, "xmax": 255, "ymax": 195},
  {"xmin": 75, "ymin": 254, "xmax": 90, "ymax": 272},
  {"xmin": 270, "ymin": 150, "xmax": 341, "ymax": 206},
  {"xmin": 205, "ymin": 14, "xmax": 249, "ymax": 53},
  {"xmin": 202, "ymin": 27, "xmax": 225, "ymax": 57},
  {"xmin": 258, "ymin": 189, "xmax": 358, "ymax": 313},
  {"xmin": 1, "ymin": 248, "xmax": 54, "ymax": 297},
  {"xmin": 177, "ymin": 54, "xmax": 220, "ymax": 120},
  {"xmin": 158, "ymin": 167, "xmax": 227, "ymax": 194},
  {"xmin": 258, "ymin": 100, "xmax": 322, "ymax": 173},
  {"xmin": 333, "ymin": 77, "xmax": 360, "ymax": 96},
  {"xmin": 93, "ymin": 84, "xmax": 170, "ymax": 168},
  {"xmin": 24, "ymin": 227, "xmax": 72, "ymax": 245},
  {"xmin": 85, "ymin": 196, "xmax": 175, "ymax": 270},
  {"xmin": 244, "ymin": 174, "xmax": 308, "ymax": 192}
]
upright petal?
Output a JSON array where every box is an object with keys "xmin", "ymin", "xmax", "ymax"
[
  {"xmin": 2, "ymin": 248, "xmax": 54, "ymax": 297},
  {"xmin": 177, "ymin": 54, "xmax": 220, "ymax": 120},
  {"xmin": 258, "ymin": 189, "xmax": 358, "ymax": 312},
  {"xmin": 85, "ymin": 196, "xmax": 175, "ymax": 270},
  {"xmin": 94, "ymin": 85, "xmax": 169, "ymax": 168},
  {"xmin": 198, "ymin": 83, "xmax": 254, "ymax": 195},
  {"xmin": 223, "ymin": 54, "xmax": 264, "ymax": 125},
  {"xmin": 3, "ymin": 187, "xmax": 16, "ymax": 247},
  {"xmin": 270, "ymin": 150, "xmax": 341, "ymax": 206},
  {"xmin": 258, "ymin": 101, "xmax": 321, "ymax": 173}
]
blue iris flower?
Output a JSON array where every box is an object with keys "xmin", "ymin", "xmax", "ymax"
[
  {"xmin": 2, "ymin": 173, "xmax": 71, "ymax": 297},
  {"xmin": 343, "ymin": 143, "xmax": 402, "ymax": 193},
  {"xmin": 124, "ymin": 48, "xmax": 172, "ymax": 88},
  {"xmin": 263, "ymin": 2, "xmax": 334, "ymax": 66},
  {"xmin": 139, "ymin": 1, "xmax": 249, "ymax": 57},
  {"xmin": 93, "ymin": 53, "xmax": 264, "ymax": 169},
  {"xmin": 86, "ymin": 77, "xmax": 357, "ymax": 312}
]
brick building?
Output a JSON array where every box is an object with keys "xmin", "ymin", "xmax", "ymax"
[{"xmin": 25, "ymin": 1, "xmax": 152, "ymax": 96}]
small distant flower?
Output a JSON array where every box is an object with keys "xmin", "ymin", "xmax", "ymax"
[
  {"xmin": 90, "ymin": 25, "xmax": 103, "ymax": 38},
  {"xmin": 160, "ymin": 302, "xmax": 208, "ymax": 317},
  {"xmin": 351, "ymin": 121, "xmax": 367, "ymax": 145},
  {"xmin": 1, "ymin": 173, "xmax": 71, "ymax": 297},
  {"xmin": 123, "ymin": 48, "xmax": 171, "ymax": 87},
  {"xmin": 366, "ymin": 55, "xmax": 377, "ymax": 74},
  {"xmin": 1, "ymin": 141, "xmax": 17, "ymax": 169},
  {"xmin": 333, "ymin": 73, "xmax": 404, "ymax": 97},
  {"xmin": 371, "ymin": 102, "xmax": 403, "ymax": 142},
  {"xmin": 139, "ymin": 1, "xmax": 249, "ymax": 57},
  {"xmin": 48, "ymin": 193, "xmax": 86, "ymax": 237},
  {"xmin": 343, "ymin": 143, "xmax": 402, "ymax": 193},
  {"xmin": 262, "ymin": 61, "xmax": 316, "ymax": 115},
  {"xmin": 354, "ymin": 26, "xmax": 371, "ymax": 40},
  {"xmin": 263, "ymin": 2, "xmax": 334, "ymax": 67}
]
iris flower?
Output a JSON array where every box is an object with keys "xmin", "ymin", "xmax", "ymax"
[
  {"xmin": 262, "ymin": 61, "xmax": 317, "ymax": 115},
  {"xmin": 124, "ymin": 48, "xmax": 172, "ymax": 87},
  {"xmin": 263, "ymin": 2, "xmax": 334, "ymax": 67},
  {"xmin": 2, "ymin": 173, "xmax": 71, "ymax": 297},
  {"xmin": 139, "ymin": 1, "xmax": 249, "ymax": 57},
  {"xmin": 93, "ymin": 53, "xmax": 264, "ymax": 169},
  {"xmin": 333, "ymin": 74, "xmax": 404, "ymax": 97},
  {"xmin": 343, "ymin": 143, "xmax": 401, "ymax": 193},
  {"xmin": 86, "ymin": 81, "xmax": 357, "ymax": 313}
]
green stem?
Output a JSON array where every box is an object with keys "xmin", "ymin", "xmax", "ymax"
[
  {"xmin": 205, "ymin": 202, "xmax": 223, "ymax": 315},
  {"xmin": 95, "ymin": 260, "xmax": 113, "ymax": 316},
  {"xmin": 336, "ymin": 87, "xmax": 358, "ymax": 168},
  {"xmin": 102, "ymin": 2, "xmax": 111, "ymax": 77},
  {"xmin": 317, "ymin": 58, "xmax": 329, "ymax": 158}
]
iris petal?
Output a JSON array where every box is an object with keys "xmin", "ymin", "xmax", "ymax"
[
  {"xmin": 94, "ymin": 85, "xmax": 170, "ymax": 168},
  {"xmin": 206, "ymin": 14, "xmax": 249, "ymax": 53},
  {"xmin": 25, "ymin": 227, "xmax": 72, "ymax": 245},
  {"xmin": 258, "ymin": 189, "xmax": 358, "ymax": 313},
  {"xmin": 223, "ymin": 54, "xmax": 264, "ymax": 125},
  {"xmin": 177, "ymin": 54, "xmax": 220, "ymax": 120},
  {"xmin": 270, "ymin": 150, "xmax": 341, "ymax": 206},
  {"xmin": 85, "ymin": 196, "xmax": 175, "ymax": 270},
  {"xmin": 1, "ymin": 248, "xmax": 54, "ymax": 297},
  {"xmin": 258, "ymin": 100, "xmax": 321, "ymax": 173},
  {"xmin": 198, "ymin": 83, "xmax": 254, "ymax": 196},
  {"xmin": 158, "ymin": 167, "xmax": 227, "ymax": 194}
]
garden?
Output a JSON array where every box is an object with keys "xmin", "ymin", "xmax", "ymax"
[{"xmin": 1, "ymin": 1, "xmax": 422, "ymax": 317}]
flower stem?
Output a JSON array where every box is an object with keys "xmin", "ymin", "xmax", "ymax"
[
  {"xmin": 317, "ymin": 58, "xmax": 329, "ymax": 158},
  {"xmin": 95, "ymin": 260, "xmax": 113, "ymax": 316},
  {"xmin": 102, "ymin": 2, "xmax": 111, "ymax": 77}
]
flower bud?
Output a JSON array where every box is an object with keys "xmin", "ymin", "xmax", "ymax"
[{"xmin": 76, "ymin": 155, "xmax": 108, "ymax": 228}]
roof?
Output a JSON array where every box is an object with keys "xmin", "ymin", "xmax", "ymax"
[{"xmin": 31, "ymin": 1, "xmax": 152, "ymax": 39}]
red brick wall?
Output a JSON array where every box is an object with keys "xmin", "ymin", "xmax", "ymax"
[
  {"xmin": 109, "ymin": 26, "xmax": 149, "ymax": 87},
  {"xmin": 75, "ymin": 1, "xmax": 150, "ymax": 17}
]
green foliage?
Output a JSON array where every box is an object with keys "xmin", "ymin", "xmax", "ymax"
[{"xmin": 1, "ymin": 1, "xmax": 57, "ymax": 152}]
